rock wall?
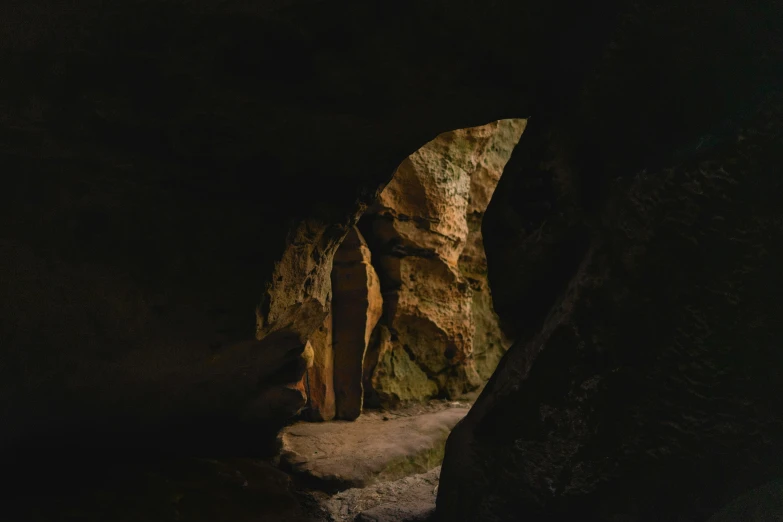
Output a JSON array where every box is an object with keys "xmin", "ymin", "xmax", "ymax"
[
  {"xmin": 360, "ymin": 119, "xmax": 526, "ymax": 405},
  {"xmin": 458, "ymin": 122, "xmax": 523, "ymax": 381},
  {"xmin": 303, "ymin": 316, "xmax": 335, "ymax": 421},
  {"xmin": 300, "ymin": 120, "xmax": 524, "ymax": 414}
]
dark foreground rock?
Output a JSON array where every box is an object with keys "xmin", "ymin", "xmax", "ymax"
[
  {"xmin": 437, "ymin": 92, "xmax": 783, "ymax": 521},
  {"xmin": 708, "ymin": 480, "xmax": 783, "ymax": 522},
  {"xmin": 4, "ymin": 456, "xmax": 329, "ymax": 522}
]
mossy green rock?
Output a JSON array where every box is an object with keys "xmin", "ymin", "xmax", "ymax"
[{"xmin": 372, "ymin": 345, "xmax": 439, "ymax": 405}]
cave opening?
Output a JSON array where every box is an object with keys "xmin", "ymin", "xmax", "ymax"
[
  {"xmin": 302, "ymin": 118, "xmax": 526, "ymax": 421},
  {"xmin": 273, "ymin": 119, "xmax": 527, "ymax": 510}
]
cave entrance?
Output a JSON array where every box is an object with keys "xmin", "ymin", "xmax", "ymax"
[
  {"xmin": 277, "ymin": 119, "xmax": 526, "ymax": 511},
  {"xmin": 295, "ymin": 119, "xmax": 526, "ymax": 427}
]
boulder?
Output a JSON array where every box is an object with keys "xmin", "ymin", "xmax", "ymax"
[{"xmin": 438, "ymin": 93, "xmax": 783, "ymax": 521}]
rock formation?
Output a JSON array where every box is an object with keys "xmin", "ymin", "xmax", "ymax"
[
  {"xmin": 437, "ymin": 86, "xmax": 783, "ymax": 522},
  {"xmin": 361, "ymin": 119, "xmax": 526, "ymax": 404},
  {"xmin": 331, "ymin": 228, "xmax": 384, "ymax": 420},
  {"xmin": 303, "ymin": 316, "xmax": 335, "ymax": 421},
  {"xmin": 298, "ymin": 121, "xmax": 524, "ymax": 414},
  {"xmin": 367, "ymin": 324, "xmax": 440, "ymax": 404},
  {"xmin": 458, "ymin": 122, "xmax": 523, "ymax": 381}
]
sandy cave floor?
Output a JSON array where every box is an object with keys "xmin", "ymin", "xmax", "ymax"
[{"xmin": 281, "ymin": 400, "xmax": 470, "ymax": 521}]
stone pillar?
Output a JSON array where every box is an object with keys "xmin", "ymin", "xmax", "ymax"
[{"xmin": 331, "ymin": 227, "xmax": 383, "ymax": 420}]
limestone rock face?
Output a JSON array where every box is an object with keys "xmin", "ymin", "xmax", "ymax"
[
  {"xmin": 458, "ymin": 121, "xmax": 525, "ymax": 381},
  {"xmin": 438, "ymin": 94, "xmax": 783, "ymax": 521},
  {"xmin": 331, "ymin": 227, "xmax": 384, "ymax": 420},
  {"xmin": 369, "ymin": 326, "xmax": 440, "ymax": 404},
  {"xmin": 303, "ymin": 315, "xmax": 335, "ymax": 421},
  {"xmin": 256, "ymin": 219, "xmax": 341, "ymax": 351},
  {"xmin": 362, "ymin": 120, "xmax": 525, "ymax": 403},
  {"xmin": 463, "ymin": 275, "xmax": 511, "ymax": 383}
]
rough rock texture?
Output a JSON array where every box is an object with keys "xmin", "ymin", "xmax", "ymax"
[
  {"xmin": 331, "ymin": 228, "xmax": 384, "ymax": 420},
  {"xmin": 438, "ymin": 93, "xmax": 783, "ymax": 521},
  {"xmin": 303, "ymin": 316, "xmax": 335, "ymax": 421},
  {"xmin": 279, "ymin": 403, "xmax": 468, "ymax": 490},
  {"xmin": 321, "ymin": 466, "xmax": 440, "ymax": 522},
  {"xmin": 362, "ymin": 120, "xmax": 525, "ymax": 404},
  {"xmin": 368, "ymin": 325, "xmax": 440, "ymax": 404},
  {"xmin": 458, "ymin": 122, "xmax": 524, "ymax": 381},
  {"xmin": 708, "ymin": 480, "xmax": 783, "ymax": 522}
]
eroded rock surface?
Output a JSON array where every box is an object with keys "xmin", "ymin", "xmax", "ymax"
[
  {"xmin": 304, "ymin": 316, "xmax": 336, "ymax": 422},
  {"xmin": 361, "ymin": 120, "xmax": 525, "ymax": 404},
  {"xmin": 458, "ymin": 122, "xmax": 523, "ymax": 381},
  {"xmin": 368, "ymin": 324, "xmax": 440, "ymax": 404}
]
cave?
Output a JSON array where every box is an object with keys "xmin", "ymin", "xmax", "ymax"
[
  {"xmin": 2, "ymin": 0, "xmax": 783, "ymax": 521},
  {"xmin": 267, "ymin": 122, "xmax": 524, "ymax": 507},
  {"xmin": 298, "ymin": 120, "xmax": 524, "ymax": 427}
]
